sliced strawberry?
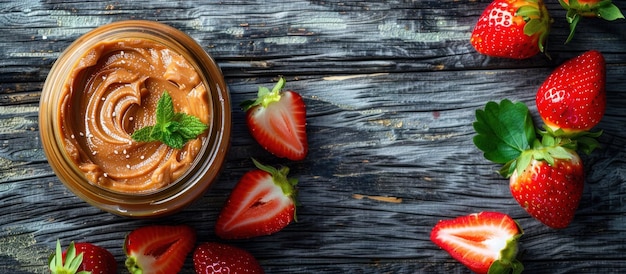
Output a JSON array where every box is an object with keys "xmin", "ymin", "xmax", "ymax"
[
  {"xmin": 193, "ymin": 242, "xmax": 264, "ymax": 274},
  {"xmin": 560, "ymin": 0, "xmax": 624, "ymax": 43},
  {"xmin": 536, "ymin": 50, "xmax": 606, "ymax": 135},
  {"xmin": 509, "ymin": 146, "xmax": 584, "ymax": 229},
  {"xmin": 241, "ymin": 77, "xmax": 308, "ymax": 161},
  {"xmin": 215, "ymin": 159, "xmax": 298, "ymax": 239},
  {"xmin": 431, "ymin": 212, "xmax": 524, "ymax": 274},
  {"xmin": 50, "ymin": 240, "xmax": 117, "ymax": 274},
  {"xmin": 124, "ymin": 225, "xmax": 196, "ymax": 274},
  {"xmin": 470, "ymin": 0, "xmax": 551, "ymax": 59}
]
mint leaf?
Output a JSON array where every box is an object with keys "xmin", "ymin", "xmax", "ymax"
[
  {"xmin": 473, "ymin": 100, "xmax": 536, "ymax": 166},
  {"xmin": 156, "ymin": 91, "xmax": 175, "ymax": 124},
  {"xmin": 163, "ymin": 131, "xmax": 185, "ymax": 149},
  {"xmin": 176, "ymin": 114, "xmax": 208, "ymax": 139},
  {"xmin": 131, "ymin": 126, "xmax": 155, "ymax": 142},
  {"xmin": 131, "ymin": 91, "xmax": 208, "ymax": 149}
]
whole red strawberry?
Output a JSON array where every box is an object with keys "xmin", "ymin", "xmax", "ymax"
[
  {"xmin": 242, "ymin": 77, "xmax": 308, "ymax": 161},
  {"xmin": 431, "ymin": 212, "xmax": 524, "ymax": 274},
  {"xmin": 471, "ymin": 0, "xmax": 552, "ymax": 59},
  {"xmin": 509, "ymin": 147, "xmax": 584, "ymax": 229},
  {"xmin": 474, "ymin": 100, "xmax": 586, "ymax": 229},
  {"xmin": 560, "ymin": 0, "xmax": 624, "ymax": 43},
  {"xmin": 215, "ymin": 159, "xmax": 298, "ymax": 239},
  {"xmin": 193, "ymin": 242, "xmax": 264, "ymax": 274},
  {"xmin": 536, "ymin": 50, "xmax": 606, "ymax": 134},
  {"xmin": 49, "ymin": 240, "xmax": 117, "ymax": 274},
  {"xmin": 124, "ymin": 225, "xmax": 196, "ymax": 274}
]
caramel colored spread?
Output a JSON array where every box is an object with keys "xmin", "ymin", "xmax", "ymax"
[{"xmin": 60, "ymin": 38, "xmax": 209, "ymax": 193}]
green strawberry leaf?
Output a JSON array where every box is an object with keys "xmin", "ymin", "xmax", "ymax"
[
  {"xmin": 131, "ymin": 91, "xmax": 208, "ymax": 149},
  {"xmin": 598, "ymin": 3, "xmax": 625, "ymax": 20},
  {"xmin": 473, "ymin": 100, "xmax": 536, "ymax": 166}
]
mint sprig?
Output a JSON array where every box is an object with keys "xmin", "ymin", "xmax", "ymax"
[{"xmin": 131, "ymin": 91, "xmax": 208, "ymax": 149}]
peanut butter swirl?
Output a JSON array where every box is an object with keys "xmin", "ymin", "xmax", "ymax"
[{"xmin": 60, "ymin": 38, "xmax": 209, "ymax": 193}]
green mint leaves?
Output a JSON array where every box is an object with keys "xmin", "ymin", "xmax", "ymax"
[
  {"xmin": 473, "ymin": 100, "xmax": 536, "ymax": 177},
  {"xmin": 131, "ymin": 91, "xmax": 208, "ymax": 149}
]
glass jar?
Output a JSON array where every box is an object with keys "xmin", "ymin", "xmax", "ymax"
[{"xmin": 39, "ymin": 20, "xmax": 231, "ymax": 217}]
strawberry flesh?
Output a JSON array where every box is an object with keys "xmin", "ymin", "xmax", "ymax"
[
  {"xmin": 430, "ymin": 212, "xmax": 523, "ymax": 274},
  {"xmin": 193, "ymin": 242, "xmax": 264, "ymax": 274},
  {"xmin": 242, "ymin": 77, "xmax": 308, "ymax": 161},
  {"xmin": 536, "ymin": 50, "xmax": 606, "ymax": 133},
  {"xmin": 215, "ymin": 159, "xmax": 298, "ymax": 239},
  {"xmin": 124, "ymin": 225, "xmax": 196, "ymax": 274}
]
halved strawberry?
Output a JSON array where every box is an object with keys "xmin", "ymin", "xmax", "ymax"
[
  {"xmin": 215, "ymin": 159, "xmax": 298, "ymax": 239},
  {"xmin": 124, "ymin": 225, "xmax": 196, "ymax": 274},
  {"xmin": 431, "ymin": 212, "xmax": 524, "ymax": 274},
  {"xmin": 193, "ymin": 242, "xmax": 264, "ymax": 274},
  {"xmin": 536, "ymin": 50, "xmax": 606, "ymax": 135},
  {"xmin": 470, "ymin": 0, "xmax": 552, "ymax": 59},
  {"xmin": 49, "ymin": 240, "xmax": 117, "ymax": 274},
  {"xmin": 559, "ymin": 0, "xmax": 624, "ymax": 43},
  {"xmin": 241, "ymin": 77, "xmax": 308, "ymax": 161}
]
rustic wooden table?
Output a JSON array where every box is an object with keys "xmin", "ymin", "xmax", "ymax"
[{"xmin": 2, "ymin": 1, "xmax": 626, "ymax": 273}]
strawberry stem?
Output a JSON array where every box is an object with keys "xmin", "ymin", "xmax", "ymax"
[
  {"xmin": 49, "ymin": 240, "xmax": 87, "ymax": 274},
  {"xmin": 251, "ymin": 158, "xmax": 299, "ymax": 221},
  {"xmin": 241, "ymin": 77, "xmax": 286, "ymax": 111}
]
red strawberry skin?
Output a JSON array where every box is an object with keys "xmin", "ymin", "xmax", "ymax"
[
  {"xmin": 509, "ymin": 150, "xmax": 584, "ymax": 229},
  {"xmin": 215, "ymin": 160, "xmax": 297, "ymax": 239},
  {"xmin": 243, "ymin": 78, "xmax": 308, "ymax": 161},
  {"xmin": 430, "ymin": 212, "xmax": 523, "ymax": 274},
  {"xmin": 536, "ymin": 50, "xmax": 606, "ymax": 133},
  {"xmin": 471, "ymin": 0, "xmax": 551, "ymax": 59},
  {"xmin": 124, "ymin": 225, "xmax": 196, "ymax": 274},
  {"xmin": 59, "ymin": 243, "xmax": 117, "ymax": 274},
  {"xmin": 193, "ymin": 242, "xmax": 264, "ymax": 274}
]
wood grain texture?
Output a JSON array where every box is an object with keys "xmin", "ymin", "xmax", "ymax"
[{"xmin": 1, "ymin": 0, "xmax": 626, "ymax": 273}]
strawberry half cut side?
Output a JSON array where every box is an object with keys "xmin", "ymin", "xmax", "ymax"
[
  {"xmin": 241, "ymin": 77, "xmax": 308, "ymax": 161},
  {"xmin": 124, "ymin": 225, "xmax": 196, "ymax": 274},
  {"xmin": 431, "ymin": 212, "xmax": 524, "ymax": 274},
  {"xmin": 215, "ymin": 159, "xmax": 298, "ymax": 239}
]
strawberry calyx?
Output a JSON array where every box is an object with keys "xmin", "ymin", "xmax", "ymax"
[
  {"xmin": 241, "ymin": 77, "xmax": 286, "ymax": 111},
  {"xmin": 517, "ymin": 0, "xmax": 552, "ymax": 53},
  {"xmin": 251, "ymin": 158, "xmax": 300, "ymax": 221},
  {"xmin": 538, "ymin": 125, "xmax": 602, "ymax": 155},
  {"xmin": 49, "ymin": 240, "xmax": 89, "ymax": 274},
  {"xmin": 559, "ymin": 0, "xmax": 625, "ymax": 43},
  {"xmin": 488, "ymin": 232, "xmax": 524, "ymax": 274},
  {"xmin": 508, "ymin": 136, "xmax": 579, "ymax": 179}
]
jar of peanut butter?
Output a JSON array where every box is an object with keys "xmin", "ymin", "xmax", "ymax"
[{"xmin": 40, "ymin": 20, "xmax": 231, "ymax": 217}]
